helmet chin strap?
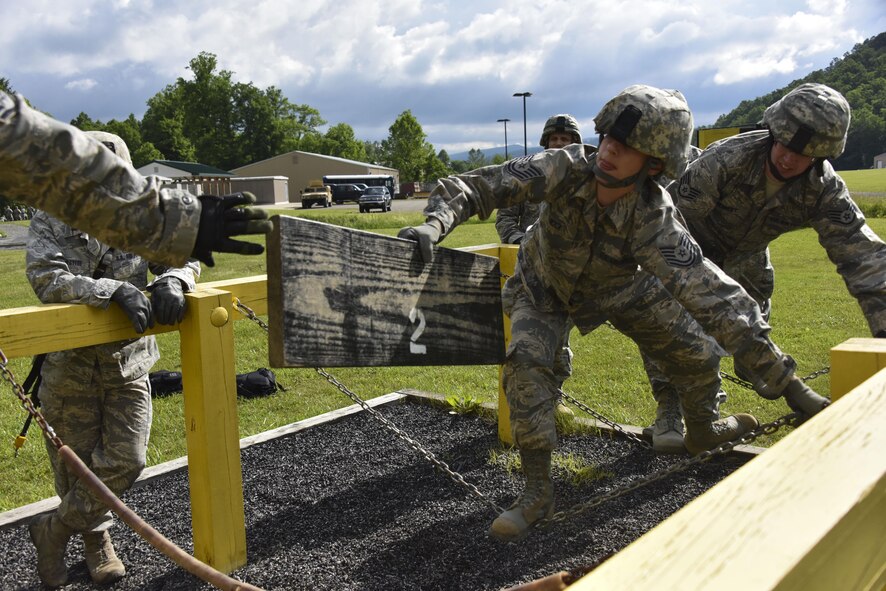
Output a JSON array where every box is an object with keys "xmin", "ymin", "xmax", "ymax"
[{"xmin": 591, "ymin": 150, "xmax": 653, "ymax": 190}]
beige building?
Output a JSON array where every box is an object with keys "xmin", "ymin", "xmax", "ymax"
[{"xmin": 232, "ymin": 151, "xmax": 399, "ymax": 203}]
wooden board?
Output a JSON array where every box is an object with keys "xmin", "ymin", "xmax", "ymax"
[{"xmin": 266, "ymin": 215, "xmax": 505, "ymax": 367}]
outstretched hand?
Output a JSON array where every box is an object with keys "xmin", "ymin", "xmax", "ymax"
[
  {"xmin": 193, "ymin": 192, "xmax": 273, "ymax": 267},
  {"xmin": 397, "ymin": 219, "xmax": 443, "ymax": 264}
]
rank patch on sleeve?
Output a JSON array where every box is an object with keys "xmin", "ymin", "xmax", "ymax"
[
  {"xmin": 676, "ymin": 179, "xmax": 700, "ymax": 201},
  {"xmin": 826, "ymin": 205, "xmax": 857, "ymax": 226},
  {"xmin": 659, "ymin": 232, "xmax": 702, "ymax": 268},
  {"xmin": 505, "ymin": 156, "xmax": 544, "ymax": 182}
]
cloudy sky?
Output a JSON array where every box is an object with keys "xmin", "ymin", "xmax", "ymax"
[{"xmin": 2, "ymin": 0, "xmax": 884, "ymax": 156}]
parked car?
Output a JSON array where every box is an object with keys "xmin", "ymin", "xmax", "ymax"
[
  {"xmin": 358, "ymin": 186, "xmax": 392, "ymax": 213},
  {"xmin": 330, "ymin": 183, "xmax": 365, "ymax": 204},
  {"xmin": 300, "ymin": 182, "xmax": 333, "ymax": 208}
]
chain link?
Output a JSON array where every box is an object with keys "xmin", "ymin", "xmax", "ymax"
[
  {"xmin": 720, "ymin": 366, "xmax": 830, "ymax": 391},
  {"xmin": 230, "ymin": 299, "xmax": 816, "ymax": 529},
  {"xmin": 559, "ymin": 390, "xmax": 651, "ymax": 449},
  {"xmin": 232, "ymin": 300, "xmax": 504, "ymax": 514},
  {"xmin": 538, "ymin": 412, "xmax": 800, "ymax": 529},
  {"xmin": 0, "ymin": 347, "xmax": 61, "ymax": 450}
]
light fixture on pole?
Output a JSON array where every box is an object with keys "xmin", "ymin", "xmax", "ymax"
[
  {"xmin": 497, "ymin": 118, "xmax": 511, "ymax": 160},
  {"xmin": 513, "ymin": 92, "xmax": 532, "ymax": 156}
]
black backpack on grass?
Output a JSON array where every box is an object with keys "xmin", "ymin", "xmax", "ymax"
[{"xmin": 149, "ymin": 368, "xmax": 282, "ymax": 398}]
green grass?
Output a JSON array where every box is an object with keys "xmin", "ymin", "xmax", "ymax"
[
  {"xmin": 841, "ymin": 168, "xmax": 886, "ymax": 194},
  {"xmin": 0, "ymin": 213, "xmax": 882, "ymax": 511}
]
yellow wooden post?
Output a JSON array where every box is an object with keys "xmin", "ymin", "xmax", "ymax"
[
  {"xmin": 178, "ymin": 288, "xmax": 247, "ymax": 573},
  {"xmin": 460, "ymin": 243, "xmax": 517, "ymax": 444},
  {"xmin": 829, "ymin": 337, "xmax": 886, "ymax": 400}
]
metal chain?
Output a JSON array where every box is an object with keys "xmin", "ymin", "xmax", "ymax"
[
  {"xmin": 559, "ymin": 390, "xmax": 652, "ymax": 449},
  {"xmin": 720, "ymin": 366, "xmax": 830, "ymax": 391},
  {"xmin": 538, "ymin": 412, "xmax": 800, "ymax": 529},
  {"xmin": 232, "ymin": 300, "xmax": 504, "ymax": 514},
  {"xmin": 0, "ymin": 347, "xmax": 62, "ymax": 450},
  {"xmin": 230, "ymin": 299, "xmax": 816, "ymax": 527}
]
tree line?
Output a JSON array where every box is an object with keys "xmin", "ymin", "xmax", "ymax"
[
  {"xmin": 712, "ymin": 31, "xmax": 886, "ymax": 170},
  {"xmin": 2, "ymin": 53, "xmax": 456, "ymax": 183}
]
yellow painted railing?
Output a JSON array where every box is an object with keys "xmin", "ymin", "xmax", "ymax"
[{"xmin": 0, "ymin": 275, "xmax": 268, "ymax": 574}]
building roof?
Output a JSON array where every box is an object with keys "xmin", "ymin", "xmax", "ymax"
[
  {"xmin": 231, "ymin": 151, "xmax": 397, "ymax": 173},
  {"xmin": 148, "ymin": 160, "xmax": 234, "ymax": 176}
]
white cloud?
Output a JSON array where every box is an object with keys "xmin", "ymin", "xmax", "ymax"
[
  {"xmin": 0, "ymin": 0, "xmax": 881, "ymax": 150},
  {"xmin": 64, "ymin": 78, "xmax": 98, "ymax": 91}
]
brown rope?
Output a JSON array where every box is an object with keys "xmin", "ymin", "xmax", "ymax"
[{"xmin": 56, "ymin": 444, "xmax": 264, "ymax": 591}]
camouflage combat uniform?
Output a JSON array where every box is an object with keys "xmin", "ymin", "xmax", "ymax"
[
  {"xmin": 495, "ymin": 202, "xmax": 541, "ymax": 245},
  {"xmin": 425, "ymin": 144, "xmax": 790, "ymax": 451},
  {"xmin": 0, "ymin": 91, "xmax": 201, "ymax": 267},
  {"xmin": 672, "ymin": 130, "xmax": 886, "ymax": 337},
  {"xmin": 26, "ymin": 211, "xmax": 200, "ymax": 532}
]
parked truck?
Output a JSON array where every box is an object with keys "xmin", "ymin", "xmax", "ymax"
[{"xmin": 300, "ymin": 180, "xmax": 333, "ymax": 208}]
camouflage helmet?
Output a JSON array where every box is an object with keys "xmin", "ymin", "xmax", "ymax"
[
  {"xmin": 539, "ymin": 114, "xmax": 582, "ymax": 147},
  {"xmin": 762, "ymin": 83, "xmax": 850, "ymax": 158},
  {"xmin": 85, "ymin": 130, "xmax": 132, "ymax": 166},
  {"xmin": 594, "ymin": 84, "xmax": 693, "ymax": 180}
]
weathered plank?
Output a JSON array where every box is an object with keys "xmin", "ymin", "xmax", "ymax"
[{"xmin": 267, "ymin": 216, "xmax": 505, "ymax": 367}]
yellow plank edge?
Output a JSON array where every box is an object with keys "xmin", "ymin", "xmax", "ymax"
[
  {"xmin": 570, "ymin": 366, "xmax": 886, "ymax": 591},
  {"xmin": 830, "ymin": 337, "xmax": 886, "ymax": 400},
  {"xmin": 179, "ymin": 288, "xmax": 247, "ymax": 573}
]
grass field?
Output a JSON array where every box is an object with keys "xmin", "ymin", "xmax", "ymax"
[
  {"xmin": 840, "ymin": 167, "xmax": 886, "ymax": 194},
  {"xmin": 0, "ymin": 209, "xmax": 881, "ymax": 512}
]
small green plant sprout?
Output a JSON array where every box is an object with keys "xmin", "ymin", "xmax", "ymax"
[
  {"xmin": 488, "ymin": 447, "xmax": 521, "ymax": 477},
  {"xmin": 553, "ymin": 452, "xmax": 614, "ymax": 486},
  {"xmin": 444, "ymin": 394, "xmax": 483, "ymax": 416}
]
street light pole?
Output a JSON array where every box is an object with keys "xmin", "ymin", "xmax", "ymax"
[
  {"xmin": 513, "ymin": 92, "xmax": 532, "ymax": 156},
  {"xmin": 497, "ymin": 118, "xmax": 510, "ymax": 160}
]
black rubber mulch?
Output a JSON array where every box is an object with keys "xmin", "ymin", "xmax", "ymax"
[{"xmin": 0, "ymin": 399, "xmax": 749, "ymax": 590}]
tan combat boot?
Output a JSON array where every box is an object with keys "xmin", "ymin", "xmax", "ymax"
[
  {"xmin": 684, "ymin": 414, "xmax": 759, "ymax": 456},
  {"xmin": 28, "ymin": 513, "xmax": 73, "ymax": 587},
  {"xmin": 650, "ymin": 391, "xmax": 685, "ymax": 454},
  {"xmin": 83, "ymin": 530, "xmax": 126, "ymax": 584},
  {"xmin": 489, "ymin": 449, "xmax": 554, "ymax": 542}
]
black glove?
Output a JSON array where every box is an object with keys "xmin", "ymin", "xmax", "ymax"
[
  {"xmin": 875, "ymin": 330, "xmax": 886, "ymax": 338},
  {"xmin": 782, "ymin": 376, "xmax": 830, "ymax": 421},
  {"xmin": 151, "ymin": 278, "xmax": 187, "ymax": 325},
  {"xmin": 397, "ymin": 219, "xmax": 443, "ymax": 264},
  {"xmin": 193, "ymin": 192, "xmax": 273, "ymax": 267},
  {"xmin": 510, "ymin": 234, "xmax": 524, "ymax": 245},
  {"xmin": 111, "ymin": 283, "xmax": 154, "ymax": 334}
]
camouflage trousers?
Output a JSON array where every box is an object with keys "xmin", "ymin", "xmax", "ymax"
[
  {"xmin": 502, "ymin": 275, "xmax": 722, "ymax": 451},
  {"xmin": 643, "ymin": 249, "xmax": 777, "ymax": 401},
  {"xmin": 39, "ymin": 357, "xmax": 152, "ymax": 532}
]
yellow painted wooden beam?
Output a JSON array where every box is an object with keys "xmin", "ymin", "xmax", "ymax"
[
  {"xmin": 461, "ymin": 244, "xmax": 518, "ymax": 445},
  {"xmin": 570, "ymin": 367, "xmax": 886, "ymax": 591},
  {"xmin": 178, "ymin": 288, "xmax": 247, "ymax": 573},
  {"xmin": 830, "ymin": 337, "xmax": 886, "ymax": 400}
]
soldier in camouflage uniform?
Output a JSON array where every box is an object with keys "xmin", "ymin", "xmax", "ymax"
[
  {"xmin": 644, "ymin": 83, "xmax": 886, "ymax": 441},
  {"xmin": 496, "ymin": 114, "xmax": 583, "ymax": 406},
  {"xmin": 25, "ymin": 132, "xmax": 201, "ymax": 587},
  {"xmin": 399, "ymin": 85, "xmax": 829, "ymax": 541},
  {"xmin": 0, "ymin": 90, "xmax": 270, "ymax": 268}
]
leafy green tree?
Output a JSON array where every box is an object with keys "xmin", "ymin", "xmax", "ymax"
[
  {"xmin": 0, "ymin": 77, "xmax": 12, "ymax": 94},
  {"xmin": 466, "ymin": 148, "xmax": 487, "ymax": 169},
  {"xmin": 70, "ymin": 112, "xmax": 103, "ymax": 131},
  {"xmin": 381, "ymin": 110, "xmax": 440, "ymax": 181},
  {"xmin": 132, "ymin": 142, "xmax": 163, "ymax": 168},
  {"xmin": 364, "ymin": 140, "xmax": 384, "ymax": 164}
]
